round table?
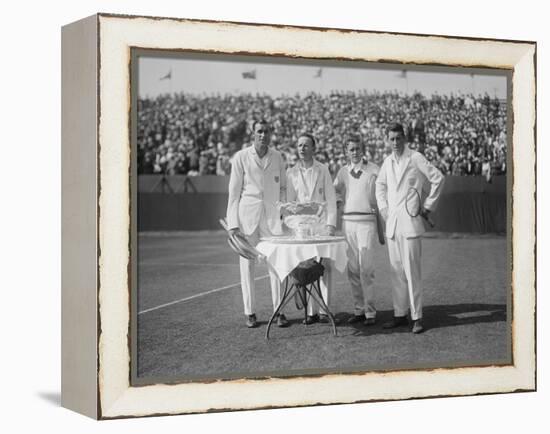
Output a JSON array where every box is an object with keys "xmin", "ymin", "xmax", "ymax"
[{"xmin": 256, "ymin": 236, "xmax": 348, "ymax": 338}]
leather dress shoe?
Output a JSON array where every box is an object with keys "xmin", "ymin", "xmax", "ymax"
[
  {"xmin": 246, "ymin": 314, "xmax": 258, "ymax": 328},
  {"xmin": 347, "ymin": 314, "xmax": 367, "ymax": 324},
  {"xmin": 303, "ymin": 314, "xmax": 319, "ymax": 325},
  {"xmin": 363, "ymin": 317, "xmax": 376, "ymax": 326},
  {"xmin": 412, "ymin": 319, "xmax": 424, "ymax": 334},
  {"xmin": 382, "ymin": 316, "xmax": 408, "ymax": 329},
  {"xmin": 277, "ymin": 314, "xmax": 290, "ymax": 328}
]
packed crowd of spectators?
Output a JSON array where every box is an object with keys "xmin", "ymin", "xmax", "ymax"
[{"xmin": 137, "ymin": 91, "xmax": 507, "ymax": 178}]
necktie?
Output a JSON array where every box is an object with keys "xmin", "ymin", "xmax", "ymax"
[{"xmin": 350, "ymin": 168, "xmax": 362, "ymax": 179}]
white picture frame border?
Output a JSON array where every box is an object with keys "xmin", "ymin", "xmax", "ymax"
[{"xmin": 66, "ymin": 13, "xmax": 536, "ymax": 419}]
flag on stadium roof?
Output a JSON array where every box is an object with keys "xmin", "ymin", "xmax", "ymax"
[
  {"xmin": 242, "ymin": 70, "xmax": 257, "ymax": 79},
  {"xmin": 159, "ymin": 69, "xmax": 172, "ymax": 81},
  {"xmin": 314, "ymin": 68, "xmax": 323, "ymax": 78}
]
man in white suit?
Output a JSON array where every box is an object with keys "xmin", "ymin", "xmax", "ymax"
[
  {"xmin": 376, "ymin": 123, "xmax": 444, "ymax": 333},
  {"xmin": 286, "ymin": 133, "xmax": 337, "ymax": 324},
  {"xmin": 333, "ymin": 138, "xmax": 380, "ymax": 326},
  {"xmin": 226, "ymin": 120, "xmax": 289, "ymax": 328}
]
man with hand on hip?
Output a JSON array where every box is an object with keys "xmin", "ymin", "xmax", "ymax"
[
  {"xmin": 376, "ymin": 123, "xmax": 444, "ymax": 334},
  {"xmin": 286, "ymin": 133, "xmax": 337, "ymax": 324},
  {"xmin": 226, "ymin": 119, "xmax": 289, "ymax": 329},
  {"xmin": 334, "ymin": 138, "xmax": 380, "ymax": 326}
]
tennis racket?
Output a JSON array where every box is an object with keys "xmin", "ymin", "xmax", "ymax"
[
  {"xmin": 219, "ymin": 218, "xmax": 261, "ymax": 260},
  {"xmin": 369, "ymin": 174, "xmax": 385, "ymax": 245},
  {"xmin": 405, "ymin": 187, "xmax": 435, "ymax": 228}
]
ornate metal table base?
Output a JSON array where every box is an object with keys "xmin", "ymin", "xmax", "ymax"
[{"xmin": 266, "ymin": 271, "xmax": 338, "ymax": 339}]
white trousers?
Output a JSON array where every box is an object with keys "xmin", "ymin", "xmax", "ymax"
[
  {"xmin": 306, "ymin": 260, "xmax": 332, "ymax": 316},
  {"xmin": 240, "ymin": 219, "xmax": 282, "ymax": 316},
  {"xmin": 343, "ymin": 220, "xmax": 377, "ymax": 319},
  {"xmin": 387, "ymin": 235, "xmax": 422, "ymax": 320}
]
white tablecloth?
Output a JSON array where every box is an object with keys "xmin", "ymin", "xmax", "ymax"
[{"xmin": 256, "ymin": 239, "xmax": 348, "ymax": 282}]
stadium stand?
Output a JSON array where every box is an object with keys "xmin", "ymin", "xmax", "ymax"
[{"xmin": 137, "ymin": 91, "xmax": 507, "ymax": 178}]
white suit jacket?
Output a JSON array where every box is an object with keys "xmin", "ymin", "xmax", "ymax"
[
  {"xmin": 376, "ymin": 146, "xmax": 444, "ymax": 239},
  {"xmin": 226, "ymin": 146, "xmax": 286, "ymax": 236},
  {"xmin": 286, "ymin": 160, "xmax": 337, "ymax": 227}
]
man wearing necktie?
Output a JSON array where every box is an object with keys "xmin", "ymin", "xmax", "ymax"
[
  {"xmin": 333, "ymin": 138, "xmax": 380, "ymax": 326},
  {"xmin": 376, "ymin": 123, "xmax": 444, "ymax": 333},
  {"xmin": 286, "ymin": 133, "xmax": 337, "ymax": 324},
  {"xmin": 226, "ymin": 120, "xmax": 289, "ymax": 329}
]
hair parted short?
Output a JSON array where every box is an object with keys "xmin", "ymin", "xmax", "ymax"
[
  {"xmin": 252, "ymin": 119, "xmax": 269, "ymax": 132},
  {"xmin": 387, "ymin": 122, "xmax": 405, "ymax": 136},
  {"xmin": 345, "ymin": 136, "xmax": 364, "ymax": 151},
  {"xmin": 298, "ymin": 132, "xmax": 316, "ymax": 148}
]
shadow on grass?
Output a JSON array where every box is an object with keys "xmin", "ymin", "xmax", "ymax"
[
  {"xmin": 338, "ymin": 303, "xmax": 506, "ymax": 336},
  {"xmin": 257, "ymin": 316, "xmax": 341, "ymax": 338},
  {"xmin": 423, "ymin": 303, "xmax": 506, "ymax": 330}
]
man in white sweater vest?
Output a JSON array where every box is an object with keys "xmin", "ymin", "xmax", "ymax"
[{"xmin": 334, "ymin": 139, "xmax": 380, "ymax": 326}]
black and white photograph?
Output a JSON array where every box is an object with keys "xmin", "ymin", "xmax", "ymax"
[
  {"xmin": 133, "ymin": 51, "xmax": 511, "ymax": 383},
  {"xmin": 5, "ymin": 0, "xmax": 542, "ymax": 429}
]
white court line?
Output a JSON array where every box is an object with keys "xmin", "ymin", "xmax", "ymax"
[{"xmin": 138, "ymin": 274, "xmax": 269, "ymax": 315}]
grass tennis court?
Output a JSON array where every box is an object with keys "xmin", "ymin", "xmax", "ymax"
[{"xmin": 136, "ymin": 231, "xmax": 509, "ymax": 382}]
